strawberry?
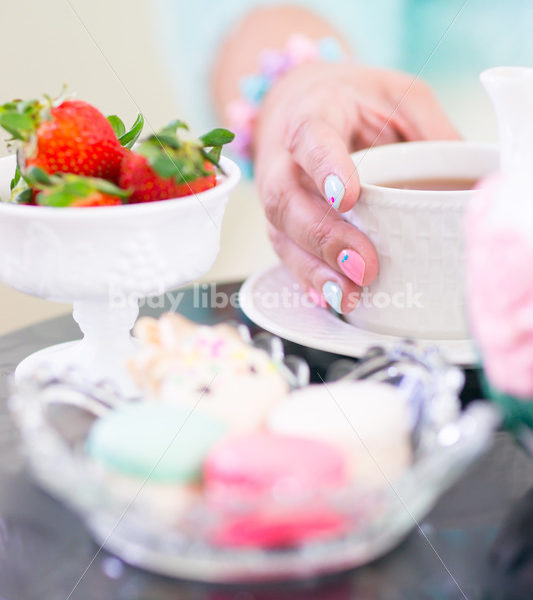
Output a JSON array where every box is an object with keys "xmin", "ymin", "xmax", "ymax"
[
  {"xmin": 24, "ymin": 166, "xmax": 130, "ymax": 208},
  {"xmin": 120, "ymin": 153, "xmax": 217, "ymax": 203},
  {"xmin": 118, "ymin": 120, "xmax": 234, "ymax": 203},
  {"xmin": 68, "ymin": 192, "xmax": 122, "ymax": 207},
  {"xmin": 0, "ymin": 95, "xmax": 144, "ymax": 183}
]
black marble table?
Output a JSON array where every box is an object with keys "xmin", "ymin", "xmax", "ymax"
[{"xmin": 0, "ymin": 282, "xmax": 532, "ymax": 600}]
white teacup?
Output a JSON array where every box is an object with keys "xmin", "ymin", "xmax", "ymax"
[{"xmin": 343, "ymin": 141, "xmax": 498, "ymax": 340}]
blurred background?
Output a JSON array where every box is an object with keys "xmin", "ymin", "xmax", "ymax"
[{"xmin": 1, "ymin": 0, "xmax": 531, "ymax": 334}]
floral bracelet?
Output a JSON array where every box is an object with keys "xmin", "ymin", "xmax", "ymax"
[{"xmin": 225, "ymin": 33, "xmax": 346, "ymax": 177}]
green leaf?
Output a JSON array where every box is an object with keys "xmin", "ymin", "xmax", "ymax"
[
  {"xmin": 0, "ymin": 111, "xmax": 34, "ymax": 140},
  {"xmin": 37, "ymin": 190, "xmax": 74, "ymax": 207},
  {"xmin": 13, "ymin": 188, "xmax": 34, "ymax": 204},
  {"xmin": 9, "ymin": 165, "xmax": 34, "ymax": 204},
  {"xmin": 91, "ymin": 177, "xmax": 130, "ymax": 198},
  {"xmin": 138, "ymin": 140, "xmax": 159, "ymax": 159},
  {"xmin": 107, "ymin": 115, "xmax": 126, "ymax": 138},
  {"xmin": 199, "ymin": 128, "xmax": 235, "ymax": 147},
  {"xmin": 152, "ymin": 132, "xmax": 181, "ymax": 150},
  {"xmin": 63, "ymin": 180, "xmax": 94, "ymax": 197},
  {"xmin": 201, "ymin": 145, "xmax": 228, "ymax": 175},
  {"xmin": 19, "ymin": 99, "xmax": 40, "ymax": 115},
  {"xmin": 25, "ymin": 166, "xmax": 52, "ymax": 186},
  {"xmin": 25, "ymin": 171, "xmax": 131, "ymax": 206},
  {"xmin": 153, "ymin": 119, "xmax": 190, "ymax": 146},
  {"xmin": 0, "ymin": 124, "xmax": 22, "ymax": 140},
  {"xmin": 118, "ymin": 113, "xmax": 144, "ymax": 149},
  {"xmin": 151, "ymin": 152, "xmax": 180, "ymax": 178},
  {"xmin": 138, "ymin": 138, "xmax": 181, "ymax": 177},
  {"xmin": 10, "ymin": 165, "xmax": 21, "ymax": 191},
  {"xmin": 165, "ymin": 119, "xmax": 189, "ymax": 133},
  {"xmin": 203, "ymin": 146, "xmax": 222, "ymax": 166}
]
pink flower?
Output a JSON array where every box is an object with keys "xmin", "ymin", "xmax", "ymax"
[
  {"xmin": 259, "ymin": 48, "xmax": 291, "ymax": 79},
  {"xmin": 286, "ymin": 34, "xmax": 319, "ymax": 66},
  {"xmin": 227, "ymin": 128, "xmax": 252, "ymax": 157},
  {"xmin": 225, "ymin": 99, "xmax": 257, "ymax": 130},
  {"xmin": 466, "ymin": 177, "xmax": 533, "ymax": 398}
]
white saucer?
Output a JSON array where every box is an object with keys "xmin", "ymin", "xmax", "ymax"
[{"xmin": 239, "ymin": 264, "xmax": 477, "ymax": 367}]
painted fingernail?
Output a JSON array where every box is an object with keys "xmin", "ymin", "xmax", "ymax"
[
  {"xmin": 337, "ymin": 249, "xmax": 365, "ymax": 286},
  {"xmin": 307, "ymin": 287, "xmax": 327, "ymax": 308},
  {"xmin": 324, "ymin": 174, "xmax": 345, "ymax": 210},
  {"xmin": 322, "ymin": 281, "xmax": 343, "ymax": 313}
]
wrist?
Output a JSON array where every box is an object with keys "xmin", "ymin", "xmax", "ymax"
[{"xmin": 225, "ymin": 34, "xmax": 347, "ymax": 177}]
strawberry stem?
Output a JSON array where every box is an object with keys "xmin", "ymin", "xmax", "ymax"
[
  {"xmin": 22, "ymin": 169, "xmax": 131, "ymax": 207},
  {"xmin": 107, "ymin": 113, "xmax": 145, "ymax": 149},
  {"xmin": 136, "ymin": 120, "xmax": 234, "ymax": 182},
  {"xmin": 107, "ymin": 115, "xmax": 126, "ymax": 138}
]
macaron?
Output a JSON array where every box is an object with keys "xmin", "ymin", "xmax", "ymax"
[
  {"xmin": 210, "ymin": 507, "xmax": 349, "ymax": 549},
  {"xmin": 268, "ymin": 380, "xmax": 411, "ymax": 486},
  {"xmin": 159, "ymin": 372, "xmax": 287, "ymax": 434},
  {"xmin": 204, "ymin": 432, "xmax": 349, "ymax": 547},
  {"xmin": 86, "ymin": 402, "xmax": 227, "ymax": 482},
  {"xmin": 93, "ymin": 468, "xmax": 202, "ymax": 527}
]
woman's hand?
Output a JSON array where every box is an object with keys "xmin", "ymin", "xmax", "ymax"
[{"xmin": 254, "ymin": 62, "xmax": 459, "ymax": 313}]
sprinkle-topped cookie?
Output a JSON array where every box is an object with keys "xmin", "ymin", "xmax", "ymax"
[{"xmin": 128, "ymin": 313, "xmax": 288, "ymax": 432}]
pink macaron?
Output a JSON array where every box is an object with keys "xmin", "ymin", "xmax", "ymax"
[{"xmin": 204, "ymin": 432, "xmax": 349, "ymax": 547}]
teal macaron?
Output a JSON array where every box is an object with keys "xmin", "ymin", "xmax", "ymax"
[{"xmin": 86, "ymin": 402, "xmax": 227, "ymax": 482}]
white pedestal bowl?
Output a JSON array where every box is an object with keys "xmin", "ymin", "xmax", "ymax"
[{"xmin": 0, "ymin": 154, "xmax": 240, "ymax": 395}]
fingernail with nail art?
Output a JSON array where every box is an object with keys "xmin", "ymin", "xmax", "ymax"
[
  {"xmin": 322, "ymin": 281, "xmax": 343, "ymax": 313},
  {"xmin": 324, "ymin": 174, "xmax": 344, "ymax": 210},
  {"xmin": 337, "ymin": 249, "xmax": 365, "ymax": 286}
]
